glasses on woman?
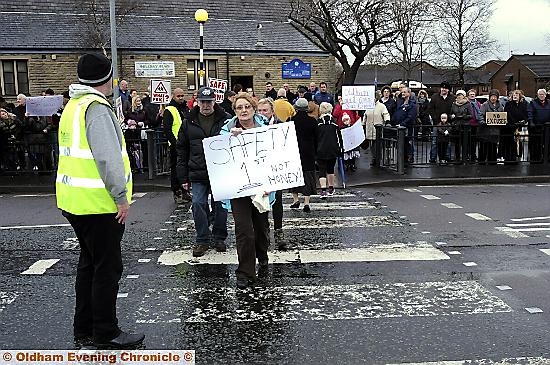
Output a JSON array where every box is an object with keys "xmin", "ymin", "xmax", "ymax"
[{"xmin": 236, "ymin": 104, "xmax": 253, "ymax": 111}]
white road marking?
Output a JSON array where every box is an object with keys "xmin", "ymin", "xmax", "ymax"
[
  {"xmin": 153, "ymin": 237, "xmax": 163, "ymax": 240},
  {"xmin": 506, "ymin": 222, "xmax": 550, "ymax": 227},
  {"xmin": 13, "ymin": 194, "xmax": 56, "ymax": 197},
  {"xmin": 435, "ymin": 242, "xmax": 447, "ymax": 246},
  {"xmin": 21, "ymin": 259, "xmax": 60, "ymax": 275},
  {"xmin": 62, "ymin": 241, "xmax": 79, "ymax": 250},
  {"xmin": 525, "ymin": 307, "xmax": 543, "ymax": 314},
  {"xmin": 159, "ymin": 228, "xmax": 168, "ymax": 231},
  {"xmin": 404, "ymin": 188, "xmax": 422, "ymax": 193},
  {"xmin": 495, "ymin": 227, "xmax": 529, "ymax": 238},
  {"xmin": 145, "ymin": 247, "xmax": 156, "ymax": 251},
  {"xmin": 284, "ymin": 201, "xmax": 376, "ymax": 211},
  {"xmin": 135, "ymin": 281, "xmax": 512, "ymax": 323},
  {"xmin": 117, "ymin": 293, "xmax": 128, "ymax": 298},
  {"xmin": 536, "ymin": 184, "xmax": 550, "ymax": 187},
  {"xmin": 538, "ymin": 249, "xmax": 550, "ymax": 256},
  {"xmin": 496, "ymin": 285, "xmax": 512, "ymax": 291},
  {"xmin": 465, "ymin": 213, "xmax": 492, "ymax": 221},
  {"xmin": 164, "ymin": 221, "xmax": 173, "ymax": 224},
  {"xmin": 177, "ymin": 227, "xmax": 186, "ymax": 232},
  {"xmin": 511, "ymin": 216, "xmax": 550, "ymax": 222},
  {"xmin": 138, "ymin": 259, "xmax": 151, "ymax": 263},
  {"xmin": 132, "ymin": 193, "xmax": 147, "ymax": 198},
  {"xmin": 421, "ymin": 231, "xmax": 431, "ymax": 234},
  {"xmin": 158, "ymin": 243, "xmax": 449, "ymax": 266},
  {"xmin": 126, "ymin": 275, "xmax": 140, "ymax": 279},
  {"xmin": 447, "ymin": 251, "xmax": 461, "ymax": 255},
  {"xmin": 389, "ymin": 357, "xmax": 550, "ymax": 365},
  {"xmin": 0, "ymin": 292, "xmax": 18, "ymax": 313},
  {"xmin": 410, "ymin": 223, "xmax": 419, "ymax": 226},
  {"xmin": 505, "ymin": 227, "xmax": 550, "ymax": 232},
  {"xmin": 463, "ymin": 262, "xmax": 478, "ymax": 267},
  {"xmin": 0, "ymin": 224, "xmax": 71, "ymax": 230},
  {"xmin": 283, "ymin": 192, "xmax": 356, "ymax": 198},
  {"xmin": 441, "ymin": 203, "xmax": 463, "ymax": 209},
  {"xmin": 420, "ymin": 195, "xmax": 441, "ymax": 200},
  {"xmin": 281, "ymin": 216, "xmax": 403, "ymax": 229}
]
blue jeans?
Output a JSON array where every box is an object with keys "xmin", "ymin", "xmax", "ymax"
[{"xmin": 191, "ymin": 182, "xmax": 228, "ymax": 246}]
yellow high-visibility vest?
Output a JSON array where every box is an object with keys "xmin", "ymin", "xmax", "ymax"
[
  {"xmin": 165, "ymin": 105, "xmax": 183, "ymax": 145},
  {"xmin": 56, "ymin": 93, "xmax": 132, "ymax": 215}
]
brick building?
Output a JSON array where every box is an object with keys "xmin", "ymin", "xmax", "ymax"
[
  {"xmin": 0, "ymin": 0, "xmax": 335, "ymax": 102},
  {"xmin": 490, "ymin": 55, "xmax": 550, "ymax": 98}
]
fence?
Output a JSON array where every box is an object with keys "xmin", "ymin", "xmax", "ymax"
[
  {"xmin": 0, "ymin": 128, "xmax": 171, "ymax": 179},
  {"xmin": 374, "ymin": 123, "xmax": 550, "ymax": 173}
]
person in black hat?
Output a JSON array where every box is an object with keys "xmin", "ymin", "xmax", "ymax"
[
  {"xmin": 176, "ymin": 86, "xmax": 231, "ymax": 257},
  {"xmin": 57, "ymin": 53, "xmax": 145, "ymax": 350},
  {"xmin": 428, "ymin": 81, "xmax": 455, "ymax": 162}
]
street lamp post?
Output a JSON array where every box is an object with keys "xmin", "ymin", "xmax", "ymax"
[
  {"xmin": 109, "ymin": 0, "xmax": 119, "ymax": 100},
  {"xmin": 195, "ymin": 9, "xmax": 209, "ymax": 88}
]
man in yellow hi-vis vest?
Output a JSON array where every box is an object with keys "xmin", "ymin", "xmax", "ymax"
[
  {"xmin": 163, "ymin": 88, "xmax": 189, "ymax": 204},
  {"xmin": 56, "ymin": 53, "xmax": 144, "ymax": 350}
]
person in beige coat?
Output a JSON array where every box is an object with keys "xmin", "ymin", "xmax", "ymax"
[{"xmin": 363, "ymin": 91, "xmax": 390, "ymax": 164}]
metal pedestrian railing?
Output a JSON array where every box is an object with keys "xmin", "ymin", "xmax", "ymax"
[{"xmin": 374, "ymin": 123, "xmax": 550, "ymax": 173}]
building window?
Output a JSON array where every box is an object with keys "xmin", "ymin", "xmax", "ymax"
[
  {"xmin": 186, "ymin": 59, "xmax": 217, "ymax": 90},
  {"xmin": 1, "ymin": 60, "xmax": 29, "ymax": 96}
]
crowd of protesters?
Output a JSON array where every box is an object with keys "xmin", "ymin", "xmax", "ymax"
[{"xmin": 3, "ymin": 78, "xmax": 549, "ymax": 177}]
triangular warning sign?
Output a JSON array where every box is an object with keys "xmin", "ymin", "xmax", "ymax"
[{"xmin": 154, "ymin": 82, "xmax": 167, "ymax": 94}]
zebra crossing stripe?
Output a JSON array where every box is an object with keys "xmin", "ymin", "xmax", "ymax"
[
  {"xmin": 0, "ymin": 292, "xmax": 18, "ymax": 313},
  {"xmin": 157, "ymin": 243, "xmax": 448, "ymax": 266},
  {"xmin": 0, "ymin": 224, "xmax": 71, "ymax": 230},
  {"xmin": 465, "ymin": 213, "xmax": 492, "ymax": 221},
  {"xmin": 441, "ymin": 203, "xmax": 463, "ymax": 209},
  {"xmin": 132, "ymin": 193, "xmax": 147, "ymax": 198},
  {"xmin": 495, "ymin": 227, "xmax": 529, "ymax": 238},
  {"xmin": 135, "ymin": 280, "xmax": 512, "ymax": 324},
  {"xmin": 284, "ymin": 201, "xmax": 376, "ymax": 211},
  {"xmin": 21, "ymin": 259, "xmax": 60, "ymax": 275},
  {"xmin": 510, "ymin": 216, "xmax": 550, "ymax": 221},
  {"xmin": 420, "ymin": 195, "xmax": 441, "ymax": 200}
]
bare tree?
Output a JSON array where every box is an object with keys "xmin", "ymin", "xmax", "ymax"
[
  {"xmin": 78, "ymin": 0, "xmax": 139, "ymax": 52},
  {"xmin": 373, "ymin": 0, "xmax": 437, "ymax": 82},
  {"xmin": 288, "ymin": 0, "xmax": 401, "ymax": 86},
  {"xmin": 430, "ymin": 0, "xmax": 500, "ymax": 86}
]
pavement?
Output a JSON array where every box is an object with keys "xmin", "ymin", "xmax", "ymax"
[{"xmin": 1, "ymin": 151, "xmax": 550, "ymax": 193}]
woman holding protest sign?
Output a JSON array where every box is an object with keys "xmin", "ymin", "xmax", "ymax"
[{"xmin": 220, "ymin": 93, "xmax": 276, "ymax": 289}]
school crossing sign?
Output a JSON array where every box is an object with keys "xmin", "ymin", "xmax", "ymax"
[{"xmin": 150, "ymin": 79, "xmax": 171, "ymax": 105}]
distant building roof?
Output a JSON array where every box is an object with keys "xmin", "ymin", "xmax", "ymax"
[
  {"xmin": 512, "ymin": 55, "xmax": 550, "ymax": 78},
  {"xmin": 0, "ymin": 0, "xmax": 327, "ymax": 54}
]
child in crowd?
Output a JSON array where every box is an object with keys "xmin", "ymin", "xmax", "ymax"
[{"xmin": 437, "ymin": 113, "xmax": 451, "ymax": 165}]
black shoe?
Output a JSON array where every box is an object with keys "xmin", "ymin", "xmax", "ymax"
[
  {"xmin": 303, "ymin": 205, "xmax": 311, "ymax": 213},
  {"xmin": 181, "ymin": 190, "xmax": 192, "ymax": 202},
  {"xmin": 274, "ymin": 229, "xmax": 287, "ymax": 250},
  {"xmin": 258, "ymin": 259, "xmax": 269, "ymax": 269},
  {"xmin": 173, "ymin": 192, "xmax": 184, "ymax": 205},
  {"xmin": 95, "ymin": 331, "xmax": 145, "ymax": 349},
  {"xmin": 214, "ymin": 241, "xmax": 226, "ymax": 252},
  {"xmin": 74, "ymin": 336, "xmax": 94, "ymax": 349},
  {"xmin": 192, "ymin": 244, "xmax": 209, "ymax": 257},
  {"xmin": 236, "ymin": 277, "xmax": 253, "ymax": 289},
  {"xmin": 290, "ymin": 201, "xmax": 300, "ymax": 209},
  {"xmin": 257, "ymin": 259, "xmax": 269, "ymax": 277}
]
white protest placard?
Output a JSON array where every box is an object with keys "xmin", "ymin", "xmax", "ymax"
[
  {"xmin": 25, "ymin": 95, "xmax": 63, "ymax": 116},
  {"xmin": 485, "ymin": 112, "xmax": 507, "ymax": 126},
  {"xmin": 150, "ymin": 79, "xmax": 171, "ymax": 105},
  {"xmin": 341, "ymin": 121, "xmax": 365, "ymax": 152},
  {"xmin": 115, "ymin": 96, "xmax": 124, "ymax": 124},
  {"xmin": 341, "ymin": 85, "xmax": 376, "ymax": 110},
  {"xmin": 135, "ymin": 61, "xmax": 175, "ymax": 77},
  {"xmin": 208, "ymin": 78, "xmax": 228, "ymax": 103},
  {"xmin": 203, "ymin": 121, "xmax": 304, "ymax": 201}
]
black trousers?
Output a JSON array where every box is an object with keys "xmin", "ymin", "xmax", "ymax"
[
  {"xmin": 169, "ymin": 146, "xmax": 180, "ymax": 193},
  {"xmin": 230, "ymin": 197, "xmax": 270, "ymax": 280},
  {"xmin": 272, "ymin": 190, "xmax": 283, "ymax": 230},
  {"xmin": 63, "ymin": 211, "xmax": 124, "ymax": 342}
]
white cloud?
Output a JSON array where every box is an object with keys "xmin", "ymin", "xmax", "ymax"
[{"xmin": 489, "ymin": 0, "xmax": 550, "ymax": 61}]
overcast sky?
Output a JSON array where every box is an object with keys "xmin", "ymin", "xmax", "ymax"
[{"xmin": 489, "ymin": 0, "xmax": 550, "ymax": 61}]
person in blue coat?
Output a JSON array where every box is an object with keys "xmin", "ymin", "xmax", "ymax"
[{"xmin": 391, "ymin": 87, "xmax": 417, "ymax": 162}]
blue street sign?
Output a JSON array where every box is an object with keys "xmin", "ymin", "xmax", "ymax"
[{"xmin": 282, "ymin": 58, "xmax": 312, "ymax": 79}]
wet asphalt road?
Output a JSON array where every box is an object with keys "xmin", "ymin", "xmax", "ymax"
[{"xmin": 1, "ymin": 185, "xmax": 550, "ymax": 364}]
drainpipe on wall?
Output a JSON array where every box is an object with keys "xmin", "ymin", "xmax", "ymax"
[{"xmin": 226, "ymin": 51, "xmax": 230, "ymax": 89}]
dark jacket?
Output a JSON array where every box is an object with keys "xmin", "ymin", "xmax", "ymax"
[
  {"xmin": 450, "ymin": 100, "xmax": 472, "ymax": 127},
  {"xmin": 291, "ymin": 110, "xmax": 318, "ymax": 171},
  {"xmin": 504, "ymin": 99, "xmax": 528, "ymax": 127},
  {"xmin": 391, "ymin": 99, "xmax": 417, "ymax": 128},
  {"xmin": 163, "ymin": 99, "xmax": 188, "ymax": 146},
  {"xmin": 219, "ymin": 98, "xmax": 235, "ymax": 117},
  {"xmin": 428, "ymin": 93, "xmax": 455, "ymax": 124},
  {"xmin": 417, "ymin": 97, "xmax": 430, "ymax": 124},
  {"xmin": 176, "ymin": 104, "xmax": 230, "ymax": 183},
  {"xmin": 528, "ymin": 98, "xmax": 550, "ymax": 127},
  {"xmin": 478, "ymin": 101, "xmax": 504, "ymax": 142},
  {"xmin": 314, "ymin": 92, "xmax": 335, "ymax": 106},
  {"xmin": 316, "ymin": 114, "xmax": 343, "ymax": 160},
  {"xmin": 381, "ymin": 97, "xmax": 397, "ymax": 118},
  {"xmin": 265, "ymin": 88, "xmax": 277, "ymax": 100}
]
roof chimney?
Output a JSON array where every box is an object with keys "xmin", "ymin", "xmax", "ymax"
[{"xmin": 255, "ymin": 23, "xmax": 264, "ymax": 47}]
